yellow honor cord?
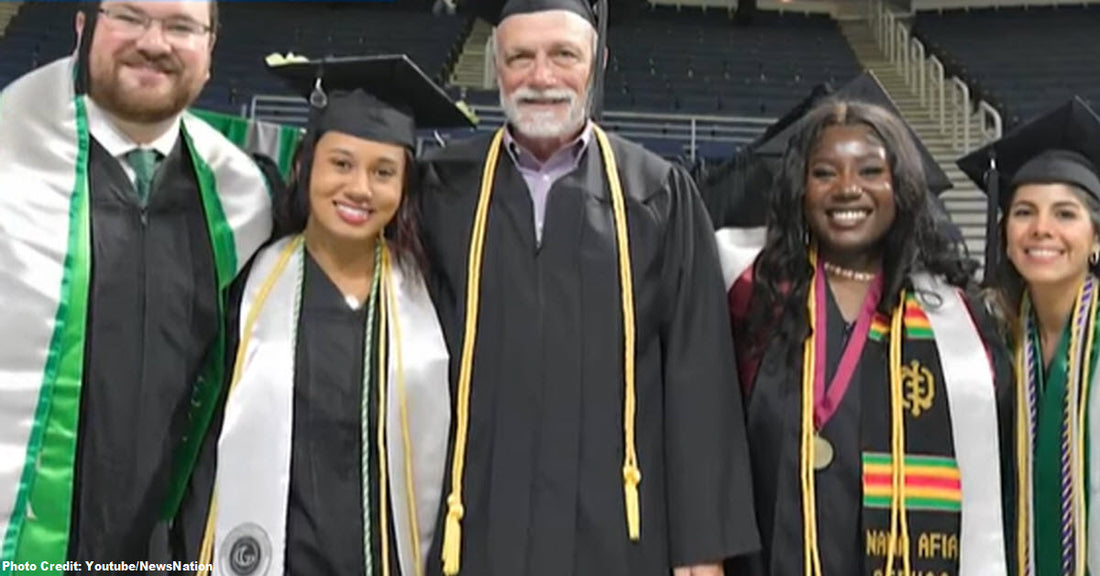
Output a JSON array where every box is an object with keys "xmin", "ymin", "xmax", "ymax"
[
  {"xmin": 440, "ymin": 128, "xmax": 503, "ymax": 576},
  {"xmin": 441, "ymin": 125, "xmax": 640, "ymax": 575},
  {"xmin": 378, "ymin": 245, "xmax": 392, "ymax": 576},
  {"xmin": 197, "ymin": 236, "xmax": 304, "ymax": 572},
  {"xmin": 1076, "ymin": 290, "xmax": 1096, "ymax": 575},
  {"xmin": 800, "ymin": 247, "xmax": 823, "ymax": 576},
  {"xmin": 1069, "ymin": 281, "xmax": 1094, "ymax": 576},
  {"xmin": 885, "ymin": 296, "xmax": 911, "ymax": 576},
  {"xmin": 1015, "ymin": 297, "xmax": 1030, "ymax": 576},
  {"xmin": 385, "ymin": 253, "xmax": 425, "ymax": 576},
  {"xmin": 592, "ymin": 125, "xmax": 642, "ymax": 542}
]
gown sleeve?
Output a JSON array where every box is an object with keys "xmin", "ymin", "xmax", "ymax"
[{"xmin": 661, "ymin": 166, "xmax": 761, "ymax": 566}]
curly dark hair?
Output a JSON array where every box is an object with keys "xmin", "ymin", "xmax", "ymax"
[
  {"xmin": 985, "ymin": 183, "xmax": 1100, "ymax": 336},
  {"xmin": 745, "ymin": 98, "xmax": 976, "ymax": 358},
  {"xmin": 273, "ymin": 132, "xmax": 427, "ymax": 272}
]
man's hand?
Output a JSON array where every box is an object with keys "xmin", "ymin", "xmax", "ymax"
[{"xmin": 673, "ymin": 564, "xmax": 724, "ymax": 576}]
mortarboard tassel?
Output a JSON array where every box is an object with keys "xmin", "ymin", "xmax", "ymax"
[
  {"xmin": 983, "ymin": 151, "xmax": 1000, "ymax": 282},
  {"xmin": 590, "ymin": 0, "xmax": 608, "ymax": 121}
]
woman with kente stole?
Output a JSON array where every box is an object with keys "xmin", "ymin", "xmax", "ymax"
[
  {"xmin": 190, "ymin": 54, "xmax": 474, "ymax": 576},
  {"xmin": 728, "ymin": 98, "xmax": 1012, "ymax": 576},
  {"xmin": 958, "ymin": 97, "xmax": 1100, "ymax": 576}
]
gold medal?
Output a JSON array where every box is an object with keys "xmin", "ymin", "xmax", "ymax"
[{"xmin": 813, "ymin": 433, "xmax": 834, "ymax": 471}]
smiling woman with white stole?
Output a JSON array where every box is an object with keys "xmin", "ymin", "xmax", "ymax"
[
  {"xmin": 958, "ymin": 97, "xmax": 1100, "ymax": 576},
  {"xmin": 187, "ymin": 54, "xmax": 473, "ymax": 576},
  {"xmin": 728, "ymin": 96, "xmax": 1013, "ymax": 576}
]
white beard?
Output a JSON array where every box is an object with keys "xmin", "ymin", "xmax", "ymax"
[{"xmin": 501, "ymin": 86, "xmax": 588, "ymax": 139}]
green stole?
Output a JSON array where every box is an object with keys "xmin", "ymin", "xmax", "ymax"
[{"xmin": 1022, "ymin": 276, "xmax": 1100, "ymax": 576}]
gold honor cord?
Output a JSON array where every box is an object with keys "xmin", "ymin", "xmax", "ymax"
[
  {"xmin": 198, "ymin": 237, "xmax": 421, "ymax": 576},
  {"xmin": 1014, "ymin": 297, "xmax": 1030, "ymax": 576},
  {"xmin": 378, "ymin": 247, "xmax": 392, "ymax": 576},
  {"xmin": 886, "ymin": 299, "xmax": 911, "ymax": 576},
  {"xmin": 798, "ymin": 253, "xmax": 911, "ymax": 576},
  {"xmin": 1073, "ymin": 290, "xmax": 1096, "ymax": 573},
  {"xmin": 441, "ymin": 125, "xmax": 640, "ymax": 576},
  {"xmin": 800, "ymin": 248, "xmax": 823, "ymax": 576},
  {"xmin": 385, "ymin": 252, "xmax": 425, "ymax": 576}
]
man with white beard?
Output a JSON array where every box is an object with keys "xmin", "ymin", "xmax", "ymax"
[
  {"xmin": 0, "ymin": 0, "xmax": 270, "ymax": 566},
  {"xmin": 418, "ymin": 0, "xmax": 759, "ymax": 574}
]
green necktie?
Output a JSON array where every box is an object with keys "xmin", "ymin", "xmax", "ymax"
[{"xmin": 125, "ymin": 148, "xmax": 161, "ymax": 206}]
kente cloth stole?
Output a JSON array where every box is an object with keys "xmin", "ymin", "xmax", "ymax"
[
  {"xmin": 799, "ymin": 269, "xmax": 1006, "ymax": 576},
  {"xmin": 861, "ymin": 292, "xmax": 962, "ymax": 576}
]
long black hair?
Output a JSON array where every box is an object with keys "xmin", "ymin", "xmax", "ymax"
[
  {"xmin": 273, "ymin": 132, "xmax": 427, "ymax": 272},
  {"xmin": 745, "ymin": 99, "xmax": 975, "ymax": 357}
]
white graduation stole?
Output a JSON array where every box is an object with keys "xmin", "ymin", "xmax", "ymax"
[
  {"xmin": 910, "ymin": 273, "xmax": 1007, "ymax": 576},
  {"xmin": 210, "ymin": 236, "xmax": 450, "ymax": 576},
  {"xmin": 714, "ymin": 226, "xmax": 767, "ymax": 290}
]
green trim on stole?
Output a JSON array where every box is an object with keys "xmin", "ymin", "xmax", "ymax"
[
  {"xmin": 159, "ymin": 126, "xmax": 239, "ymax": 521},
  {"xmin": 0, "ymin": 114, "xmax": 245, "ymax": 566},
  {"xmin": 1, "ymin": 97, "xmax": 93, "ymax": 566}
]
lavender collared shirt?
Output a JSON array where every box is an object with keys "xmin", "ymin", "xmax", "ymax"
[{"xmin": 502, "ymin": 122, "xmax": 594, "ymax": 243}]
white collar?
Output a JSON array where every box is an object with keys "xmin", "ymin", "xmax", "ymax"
[{"xmin": 84, "ymin": 97, "xmax": 181, "ymax": 158}]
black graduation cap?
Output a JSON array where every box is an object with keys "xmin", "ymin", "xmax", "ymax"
[
  {"xmin": 463, "ymin": 0, "xmax": 596, "ymax": 26},
  {"xmin": 957, "ymin": 96, "xmax": 1100, "ymax": 274},
  {"xmin": 702, "ymin": 71, "xmax": 957, "ymax": 230},
  {"xmin": 458, "ymin": 0, "xmax": 613, "ymax": 119},
  {"xmin": 753, "ymin": 71, "xmax": 954, "ymax": 197},
  {"xmin": 267, "ymin": 54, "xmax": 475, "ymax": 237},
  {"xmin": 268, "ymin": 54, "xmax": 476, "ymax": 150}
]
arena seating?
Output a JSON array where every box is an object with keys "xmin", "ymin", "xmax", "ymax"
[
  {"xmin": 603, "ymin": 7, "xmax": 859, "ymax": 116},
  {"xmin": 913, "ymin": 5, "xmax": 1100, "ymax": 127}
]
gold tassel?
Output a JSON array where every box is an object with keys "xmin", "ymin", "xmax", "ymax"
[
  {"xmin": 442, "ymin": 495, "xmax": 465, "ymax": 575},
  {"xmin": 623, "ymin": 464, "xmax": 641, "ymax": 540}
]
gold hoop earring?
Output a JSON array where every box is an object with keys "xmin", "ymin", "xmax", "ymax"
[{"xmin": 1090, "ymin": 248, "xmax": 1099, "ymax": 266}]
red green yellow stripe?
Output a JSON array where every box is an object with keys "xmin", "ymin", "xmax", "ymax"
[
  {"xmin": 903, "ymin": 294, "xmax": 933, "ymax": 339},
  {"xmin": 868, "ymin": 295, "xmax": 934, "ymax": 341},
  {"xmin": 862, "ymin": 452, "xmax": 961, "ymax": 512}
]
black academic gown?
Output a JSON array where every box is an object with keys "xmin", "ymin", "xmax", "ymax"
[
  {"xmin": 71, "ymin": 137, "xmax": 219, "ymax": 565},
  {"xmin": 285, "ymin": 252, "xmax": 400, "ymax": 576},
  {"xmin": 419, "ymin": 131, "xmax": 759, "ymax": 576},
  {"xmin": 733, "ymin": 283, "xmax": 1015, "ymax": 576}
]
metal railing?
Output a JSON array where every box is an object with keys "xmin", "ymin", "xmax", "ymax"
[
  {"xmin": 909, "ymin": 37, "xmax": 924, "ymax": 97},
  {"xmin": 483, "ymin": 34, "xmax": 495, "ymax": 89},
  {"xmin": 249, "ymin": 95, "xmax": 775, "ymax": 163},
  {"xmin": 870, "ymin": 0, "xmax": 1001, "ymax": 151},
  {"xmin": 978, "ymin": 101, "xmax": 1003, "ymax": 146},
  {"xmin": 949, "ymin": 77, "xmax": 970, "ymax": 150}
]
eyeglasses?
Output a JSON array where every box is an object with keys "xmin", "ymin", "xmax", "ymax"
[{"xmin": 98, "ymin": 7, "xmax": 212, "ymax": 46}]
